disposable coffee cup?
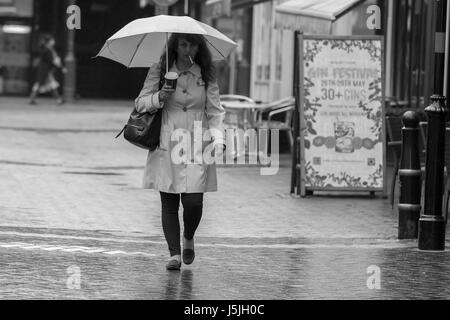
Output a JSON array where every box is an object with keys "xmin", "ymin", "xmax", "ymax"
[{"xmin": 164, "ymin": 72, "xmax": 178, "ymax": 90}]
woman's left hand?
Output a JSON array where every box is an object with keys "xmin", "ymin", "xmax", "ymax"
[{"xmin": 213, "ymin": 143, "xmax": 226, "ymax": 157}]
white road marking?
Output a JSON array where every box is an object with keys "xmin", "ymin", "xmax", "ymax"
[
  {"xmin": 0, "ymin": 239, "xmax": 437, "ymax": 258},
  {"xmin": 40, "ymin": 247, "xmax": 64, "ymax": 251},
  {"xmin": 0, "ymin": 230, "xmax": 449, "ymax": 253},
  {"xmin": 82, "ymin": 249, "xmax": 107, "ymax": 253},
  {"xmin": 59, "ymin": 248, "xmax": 87, "ymax": 252},
  {"xmin": 0, "ymin": 241, "xmax": 165, "ymax": 257},
  {"xmin": 125, "ymin": 252, "xmax": 159, "ymax": 257},
  {"xmin": 104, "ymin": 250, "xmax": 127, "ymax": 255},
  {"xmin": 0, "ymin": 244, "xmax": 23, "ymax": 248},
  {"xmin": 0, "ymin": 230, "xmax": 165, "ymax": 245},
  {"xmin": 20, "ymin": 245, "xmax": 42, "ymax": 250},
  {"xmin": 199, "ymin": 243, "xmax": 417, "ymax": 249}
]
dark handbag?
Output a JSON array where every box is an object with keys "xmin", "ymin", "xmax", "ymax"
[
  {"xmin": 116, "ymin": 73, "xmax": 164, "ymax": 150},
  {"xmin": 115, "ymin": 108, "xmax": 162, "ymax": 150}
]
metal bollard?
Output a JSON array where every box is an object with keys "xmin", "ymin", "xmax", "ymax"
[
  {"xmin": 398, "ymin": 111, "xmax": 422, "ymax": 239},
  {"xmin": 418, "ymin": 0, "xmax": 447, "ymax": 250},
  {"xmin": 418, "ymin": 95, "xmax": 447, "ymax": 250}
]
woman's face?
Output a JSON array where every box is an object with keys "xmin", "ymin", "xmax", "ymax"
[
  {"xmin": 46, "ymin": 39, "xmax": 55, "ymax": 48},
  {"xmin": 176, "ymin": 38, "xmax": 199, "ymax": 63}
]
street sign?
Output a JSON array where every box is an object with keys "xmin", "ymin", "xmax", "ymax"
[
  {"xmin": 296, "ymin": 35, "xmax": 386, "ymax": 196},
  {"xmin": 152, "ymin": 0, "xmax": 178, "ymax": 6},
  {"xmin": 205, "ymin": 0, "xmax": 231, "ymax": 18}
]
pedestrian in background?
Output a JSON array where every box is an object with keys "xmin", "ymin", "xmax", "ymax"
[
  {"xmin": 135, "ymin": 33, "xmax": 226, "ymax": 270},
  {"xmin": 29, "ymin": 35, "xmax": 67, "ymax": 105}
]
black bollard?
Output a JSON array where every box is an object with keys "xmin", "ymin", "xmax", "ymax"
[
  {"xmin": 418, "ymin": 95, "xmax": 447, "ymax": 250},
  {"xmin": 418, "ymin": 0, "xmax": 447, "ymax": 250},
  {"xmin": 398, "ymin": 111, "xmax": 422, "ymax": 239}
]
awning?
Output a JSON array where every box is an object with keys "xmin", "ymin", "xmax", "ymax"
[
  {"xmin": 274, "ymin": 0, "xmax": 363, "ymax": 33},
  {"xmin": 205, "ymin": 0, "xmax": 271, "ymax": 11},
  {"xmin": 230, "ymin": 0, "xmax": 271, "ymax": 10},
  {"xmin": 205, "ymin": 0, "xmax": 271, "ymax": 17}
]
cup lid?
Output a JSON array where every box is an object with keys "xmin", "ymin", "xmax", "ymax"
[{"xmin": 165, "ymin": 71, "xmax": 178, "ymax": 79}]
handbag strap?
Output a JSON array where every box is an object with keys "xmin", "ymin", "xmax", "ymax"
[
  {"xmin": 158, "ymin": 66, "xmax": 164, "ymax": 91},
  {"xmin": 117, "ymin": 66, "xmax": 210, "ymax": 139},
  {"xmin": 115, "ymin": 126, "xmax": 125, "ymax": 138},
  {"xmin": 116, "ymin": 69, "xmax": 165, "ymax": 139}
]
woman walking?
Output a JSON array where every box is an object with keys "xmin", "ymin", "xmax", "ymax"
[
  {"xmin": 29, "ymin": 35, "xmax": 66, "ymax": 105},
  {"xmin": 135, "ymin": 33, "xmax": 226, "ymax": 270}
]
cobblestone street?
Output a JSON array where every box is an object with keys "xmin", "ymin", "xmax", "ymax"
[{"xmin": 0, "ymin": 98, "xmax": 449, "ymax": 300}]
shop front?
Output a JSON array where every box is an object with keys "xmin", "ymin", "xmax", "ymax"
[
  {"xmin": 386, "ymin": 0, "xmax": 449, "ymax": 113},
  {"xmin": 0, "ymin": 0, "xmax": 34, "ymax": 96},
  {"xmin": 250, "ymin": 0, "xmax": 382, "ymax": 104},
  {"xmin": 32, "ymin": 0, "xmax": 208, "ymax": 99},
  {"xmin": 203, "ymin": 0, "xmax": 256, "ymax": 96}
]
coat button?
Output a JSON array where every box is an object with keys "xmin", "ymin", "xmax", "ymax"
[
  {"xmin": 182, "ymin": 107, "xmax": 187, "ymax": 112},
  {"xmin": 183, "ymin": 89, "xmax": 187, "ymax": 94}
]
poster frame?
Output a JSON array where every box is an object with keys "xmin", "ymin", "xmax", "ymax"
[{"xmin": 297, "ymin": 34, "xmax": 386, "ymax": 197}]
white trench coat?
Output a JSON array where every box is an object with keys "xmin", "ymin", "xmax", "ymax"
[{"xmin": 135, "ymin": 62, "xmax": 225, "ymax": 193}]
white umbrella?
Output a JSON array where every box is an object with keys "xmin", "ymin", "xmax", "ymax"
[{"xmin": 96, "ymin": 15, "xmax": 237, "ymax": 72}]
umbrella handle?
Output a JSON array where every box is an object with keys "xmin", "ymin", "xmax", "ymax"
[{"xmin": 166, "ymin": 32, "xmax": 168, "ymax": 74}]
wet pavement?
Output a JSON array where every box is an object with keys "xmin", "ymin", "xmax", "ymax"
[
  {"xmin": 1, "ymin": 227, "xmax": 450, "ymax": 299},
  {"xmin": 0, "ymin": 98, "xmax": 449, "ymax": 300}
]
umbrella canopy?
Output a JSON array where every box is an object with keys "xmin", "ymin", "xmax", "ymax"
[{"xmin": 96, "ymin": 15, "xmax": 237, "ymax": 68}]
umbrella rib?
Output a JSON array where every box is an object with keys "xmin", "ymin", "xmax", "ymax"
[
  {"xmin": 93, "ymin": 40, "xmax": 115, "ymax": 59},
  {"xmin": 127, "ymin": 33, "xmax": 148, "ymax": 68},
  {"xmin": 204, "ymin": 37, "xmax": 226, "ymax": 60},
  {"xmin": 106, "ymin": 40, "xmax": 119, "ymax": 60}
]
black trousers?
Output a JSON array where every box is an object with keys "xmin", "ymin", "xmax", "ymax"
[{"xmin": 160, "ymin": 192, "xmax": 204, "ymax": 256}]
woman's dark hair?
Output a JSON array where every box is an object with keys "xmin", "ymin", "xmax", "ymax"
[
  {"xmin": 159, "ymin": 33, "xmax": 215, "ymax": 87},
  {"xmin": 39, "ymin": 34, "xmax": 55, "ymax": 51},
  {"xmin": 42, "ymin": 34, "xmax": 54, "ymax": 44}
]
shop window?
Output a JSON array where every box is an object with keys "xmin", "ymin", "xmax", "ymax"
[
  {"xmin": 256, "ymin": 65, "xmax": 262, "ymax": 80},
  {"xmin": 264, "ymin": 65, "xmax": 270, "ymax": 80},
  {"xmin": 0, "ymin": 23, "xmax": 32, "ymax": 95},
  {"xmin": 391, "ymin": 0, "xmax": 433, "ymax": 109}
]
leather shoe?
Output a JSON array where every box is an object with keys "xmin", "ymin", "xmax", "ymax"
[
  {"xmin": 166, "ymin": 258, "xmax": 181, "ymax": 270},
  {"xmin": 183, "ymin": 248, "xmax": 195, "ymax": 265}
]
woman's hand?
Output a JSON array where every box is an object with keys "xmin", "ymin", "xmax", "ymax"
[
  {"xmin": 158, "ymin": 84, "xmax": 175, "ymax": 103},
  {"xmin": 213, "ymin": 143, "xmax": 226, "ymax": 157}
]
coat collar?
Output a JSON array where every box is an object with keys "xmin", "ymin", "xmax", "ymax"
[{"xmin": 170, "ymin": 61, "xmax": 202, "ymax": 78}]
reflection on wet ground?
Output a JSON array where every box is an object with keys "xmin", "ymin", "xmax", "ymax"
[
  {"xmin": 164, "ymin": 269, "xmax": 194, "ymax": 300},
  {"xmin": 0, "ymin": 238, "xmax": 449, "ymax": 299}
]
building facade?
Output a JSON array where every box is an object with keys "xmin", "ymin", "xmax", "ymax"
[
  {"xmin": 0, "ymin": 0, "xmax": 207, "ymax": 99},
  {"xmin": 0, "ymin": 0, "xmax": 34, "ymax": 95},
  {"xmin": 387, "ymin": 0, "xmax": 449, "ymax": 111},
  {"xmin": 250, "ymin": 0, "xmax": 382, "ymax": 103},
  {"xmin": 203, "ymin": 0, "xmax": 253, "ymax": 96},
  {"xmin": 1, "ymin": 0, "xmax": 448, "ymax": 109},
  {"xmin": 248, "ymin": 0, "xmax": 449, "ymax": 108}
]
